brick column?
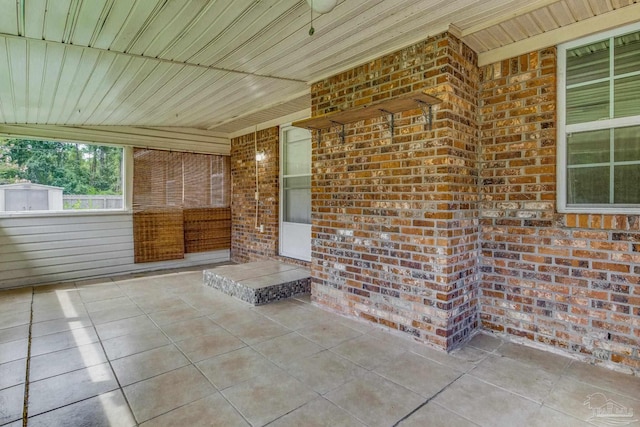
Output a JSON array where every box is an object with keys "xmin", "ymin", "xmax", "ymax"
[
  {"xmin": 230, "ymin": 127, "xmax": 280, "ymax": 263},
  {"xmin": 311, "ymin": 32, "xmax": 480, "ymax": 350}
]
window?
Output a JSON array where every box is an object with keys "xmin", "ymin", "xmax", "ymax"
[
  {"xmin": 0, "ymin": 138, "xmax": 124, "ymax": 213},
  {"xmin": 281, "ymin": 127, "xmax": 312, "ymax": 224},
  {"xmin": 558, "ymin": 23, "xmax": 640, "ymax": 212}
]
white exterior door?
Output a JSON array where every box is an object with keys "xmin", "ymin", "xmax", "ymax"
[{"xmin": 280, "ymin": 126, "xmax": 312, "ymax": 261}]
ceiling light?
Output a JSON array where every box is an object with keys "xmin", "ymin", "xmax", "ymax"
[
  {"xmin": 306, "ymin": 0, "xmax": 337, "ymax": 14},
  {"xmin": 307, "ymin": 0, "xmax": 337, "ymax": 35}
]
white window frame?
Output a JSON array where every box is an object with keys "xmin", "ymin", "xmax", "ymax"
[
  {"xmin": 0, "ymin": 136, "xmax": 131, "ymax": 217},
  {"xmin": 557, "ymin": 21, "xmax": 640, "ymax": 214},
  {"xmin": 279, "ymin": 124, "xmax": 312, "ymax": 261}
]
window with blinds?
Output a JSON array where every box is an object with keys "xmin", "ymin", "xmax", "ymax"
[
  {"xmin": 132, "ymin": 148, "xmax": 231, "ymax": 263},
  {"xmin": 558, "ymin": 23, "xmax": 640, "ymax": 212}
]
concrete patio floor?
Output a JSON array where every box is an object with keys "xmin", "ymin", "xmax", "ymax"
[{"xmin": 0, "ymin": 267, "xmax": 638, "ymax": 427}]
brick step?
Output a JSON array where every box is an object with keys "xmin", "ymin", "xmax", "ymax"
[{"xmin": 203, "ymin": 260, "xmax": 310, "ymax": 305}]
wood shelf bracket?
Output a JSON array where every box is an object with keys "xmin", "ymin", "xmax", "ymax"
[
  {"xmin": 379, "ymin": 109, "xmax": 394, "ymax": 140},
  {"xmin": 292, "ymin": 91, "xmax": 441, "ymax": 137},
  {"xmin": 330, "ymin": 121, "xmax": 346, "ymax": 144},
  {"xmin": 308, "ymin": 127, "xmax": 322, "ymax": 145},
  {"xmin": 416, "ymin": 100, "xmax": 433, "ymax": 131}
]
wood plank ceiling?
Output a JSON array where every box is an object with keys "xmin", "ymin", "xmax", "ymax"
[{"xmin": 0, "ymin": 0, "xmax": 638, "ymax": 136}]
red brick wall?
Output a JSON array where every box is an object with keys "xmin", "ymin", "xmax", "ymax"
[
  {"xmin": 311, "ymin": 32, "xmax": 480, "ymax": 350},
  {"xmin": 226, "ymin": 32, "xmax": 639, "ymax": 374},
  {"xmin": 479, "ymin": 49, "xmax": 640, "ymax": 374},
  {"xmin": 230, "ymin": 127, "xmax": 280, "ymax": 262}
]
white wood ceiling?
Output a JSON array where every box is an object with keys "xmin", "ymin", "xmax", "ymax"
[{"xmin": 0, "ymin": 0, "xmax": 638, "ymax": 137}]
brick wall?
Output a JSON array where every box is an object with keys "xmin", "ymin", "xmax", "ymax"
[
  {"xmin": 230, "ymin": 127, "xmax": 280, "ymax": 262},
  {"xmin": 311, "ymin": 32, "xmax": 480, "ymax": 350},
  {"xmin": 226, "ymin": 31, "xmax": 639, "ymax": 374},
  {"xmin": 479, "ymin": 49, "xmax": 640, "ymax": 374}
]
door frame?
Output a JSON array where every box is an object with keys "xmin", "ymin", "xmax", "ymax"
[{"xmin": 279, "ymin": 124, "xmax": 312, "ymax": 261}]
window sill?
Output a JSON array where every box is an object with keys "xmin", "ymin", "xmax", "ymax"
[{"xmin": 558, "ymin": 205, "xmax": 640, "ymax": 215}]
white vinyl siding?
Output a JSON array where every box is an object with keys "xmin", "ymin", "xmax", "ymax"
[
  {"xmin": 558, "ymin": 22, "xmax": 640, "ymax": 213},
  {"xmin": 0, "ymin": 212, "xmax": 229, "ymax": 289}
]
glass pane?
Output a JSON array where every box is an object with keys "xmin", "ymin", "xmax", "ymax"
[
  {"xmin": 284, "ymin": 176, "xmax": 311, "ymax": 189},
  {"xmin": 282, "ymin": 126, "xmax": 311, "ymax": 225},
  {"xmin": 567, "ymin": 130, "xmax": 610, "ymax": 165},
  {"xmin": 614, "ymin": 126, "xmax": 640, "ymax": 162},
  {"xmin": 567, "ymin": 81, "xmax": 609, "ymax": 124},
  {"xmin": 615, "ymin": 31, "xmax": 640, "ymax": 76},
  {"xmin": 567, "ymin": 40, "xmax": 609, "ymax": 85},
  {"xmin": 284, "ymin": 188, "xmax": 311, "ymax": 224},
  {"xmin": 285, "ymin": 127, "xmax": 311, "ymax": 143},
  {"xmin": 284, "ymin": 140, "xmax": 311, "ymax": 175},
  {"xmin": 567, "ymin": 166, "xmax": 609, "ymax": 204},
  {"xmin": 614, "ymin": 164, "xmax": 640, "ymax": 204},
  {"xmin": 614, "ymin": 75, "xmax": 640, "ymax": 118},
  {"xmin": 0, "ymin": 139, "xmax": 124, "ymax": 211},
  {"xmin": 283, "ymin": 127, "xmax": 311, "ymax": 176}
]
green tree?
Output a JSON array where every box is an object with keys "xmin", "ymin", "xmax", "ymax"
[
  {"xmin": 0, "ymin": 138, "xmax": 122, "ymax": 195},
  {"xmin": 0, "ymin": 139, "xmax": 22, "ymax": 183}
]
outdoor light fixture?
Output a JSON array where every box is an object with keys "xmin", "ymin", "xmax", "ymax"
[
  {"xmin": 307, "ymin": 0, "xmax": 337, "ymax": 35},
  {"xmin": 306, "ymin": 0, "xmax": 337, "ymax": 14},
  {"xmin": 255, "ymin": 151, "xmax": 266, "ymax": 162}
]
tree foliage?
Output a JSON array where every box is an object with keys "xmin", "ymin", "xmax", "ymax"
[{"xmin": 0, "ymin": 138, "xmax": 122, "ymax": 195}]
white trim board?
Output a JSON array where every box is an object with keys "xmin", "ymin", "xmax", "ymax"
[{"xmin": 0, "ymin": 125, "xmax": 230, "ymax": 155}]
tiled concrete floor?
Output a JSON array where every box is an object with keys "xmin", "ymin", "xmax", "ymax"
[{"xmin": 1, "ymin": 268, "xmax": 639, "ymax": 427}]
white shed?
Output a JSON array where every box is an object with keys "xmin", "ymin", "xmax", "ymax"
[{"xmin": 0, "ymin": 183, "xmax": 64, "ymax": 212}]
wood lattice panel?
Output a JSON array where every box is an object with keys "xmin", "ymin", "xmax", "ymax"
[
  {"xmin": 184, "ymin": 208, "xmax": 232, "ymax": 253},
  {"xmin": 133, "ymin": 209, "xmax": 185, "ymax": 263}
]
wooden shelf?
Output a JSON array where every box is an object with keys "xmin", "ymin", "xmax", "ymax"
[{"xmin": 292, "ymin": 91, "xmax": 441, "ymax": 130}]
